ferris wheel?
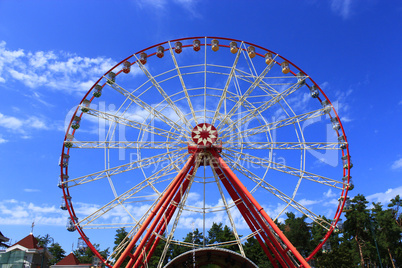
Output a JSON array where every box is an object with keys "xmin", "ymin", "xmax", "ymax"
[{"xmin": 59, "ymin": 37, "xmax": 353, "ymax": 268}]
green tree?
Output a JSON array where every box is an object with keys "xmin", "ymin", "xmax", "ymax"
[
  {"xmin": 372, "ymin": 199, "xmax": 402, "ymax": 268},
  {"xmin": 282, "ymin": 212, "xmax": 311, "ymax": 257},
  {"xmin": 207, "ymin": 222, "xmax": 238, "ymax": 252},
  {"xmin": 36, "ymin": 234, "xmax": 54, "ymax": 248},
  {"xmin": 111, "ymin": 228, "xmax": 130, "ymax": 267},
  {"xmin": 314, "ymin": 239, "xmax": 357, "ymax": 268},
  {"xmin": 48, "ymin": 243, "xmax": 66, "ymax": 265},
  {"xmin": 148, "ymin": 234, "xmax": 171, "ymax": 267},
  {"xmin": 243, "ymin": 236, "xmax": 272, "ymax": 268},
  {"xmin": 388, "ymin": 195, "xmax": 402, "ymax": 266},
  {"xmin": 207, "ymin": 222, "xmax": 224, "ymax": 245},
  {"xmin": 73, "ymin": 243, "xmax": 109, "ymax": 265},
  {"xmin": 36, "ymin": 234, "xmax": 57, "ymax": 267},
  {"xmin": 343, "ymin": 194, "xmax": 375, "ymax": 267},
  {"xmin": 388, "ymin": 195, "xmax": 402, "ymax": 227},
  {"xmin": 171, "ymin": 229, "xmax": 204, "ymax": 259}
]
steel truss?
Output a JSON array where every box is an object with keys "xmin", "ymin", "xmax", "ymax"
[
  {"xmin": 60, "ymin": 37, "xmax": 351, "ymax": 268},
  {"xmin": 113, "ymin": 147, "xmax": 311, "ymax": 268}
]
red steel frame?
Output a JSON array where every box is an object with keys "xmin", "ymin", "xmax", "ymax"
[
  {"xmin": 113, "ymin": 146, "xmax": 311, "ymax": 268},
  {"xmin": 60, "ymin": 37, "xmax": 350, "ymax": 266}
]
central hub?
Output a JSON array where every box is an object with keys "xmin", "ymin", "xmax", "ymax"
[{"xmin": 191, "ymin": 123, "xmax": 218, "ymax": 146}]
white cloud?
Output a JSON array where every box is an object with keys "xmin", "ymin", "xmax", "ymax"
[
  {"xmin": 137, "ymin": 0, "xmax": 166, "ymax": 8},
  {"xmin": 23, "ymin": 189, "xmax": 41, "ymax": 193},
  {"xmin": 27, "ymin": 203, "xmax": 57, "ymax": 213},
  {"xmin": 340, "ymin": 116, "xmax": 353, "ymax": 122},
  {"xmin": 0, "ymin": 112, "xmax": 49, "ymax": 133},
  {"xmin": 323, "ymin": 189, "xmax": 337, "ymax": 198},
  {"xmin": 367, "ymin": 186, "xmax": 402, "ymax": 205},
  {"xmin": 0, "ymin": 113, "xmax": 24, "ymax": 130},
  {"xmin": 331, "ymin": 0, "xmax": 353, "ymax": 19},
  {"xmin": 136, "ymin": 0, "xmax": 200, "ymax": 17},
  {"xmin": 28, "ymin": 51, "xmax": 57, "ymax": 68},
  {"xmin": 298, "ymin": 198, "xmax": 320, "ymax": 206},
  {"xmin": 0, "ymin": 41, "xmax": 117, "ymax": 93},
  {"xmin": 391, "ymin": 158, "xmax": 402, "ymax": 170},
  {"xmin": 0, "ymin": 135, "xmax": 8, "ymax": 144}
]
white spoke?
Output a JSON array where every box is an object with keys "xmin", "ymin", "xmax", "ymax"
[
  {"xmin": 219, "ymin": 80, "xmax": 305, "ymax": 134},
  {"xmin": 79, "ymin": 157, "xmax": 187, "ymax": 228},
  {"xmin": 215, "ymin": 56, "xmax": 277, "ymax": 130},
  {"xmin": 223, "ymin": 149, "xmax": 344, "ymax": 189},
  {"xmin": 133, "ymin": 53, "xmax": 193, "ymax": 130},
  {"xmin": 221, "ymin": 107, "xmax": 326, "ymax": 142},
  {"xmin": 82, "ymin": 106, "xmax": 185, "ymax": 140},
  {"xmin": 211, "ymin": 42, "xmax": 243, "ymax": 125},
  {"xmin": 106, "ymin": 78, "xmax": 190, "ymax": 138},
  {"xmin": 168, "ymin": 41, "xmax": 198, "ymax": 125},
  {"xmin": 223, "ymin": 141, "xmax": 344, "ymax": 150},
  {"xmin": 64, "ymin": 149, "xmax": 186, "ymax": 188},
  {"xmin": 66, "ymin": 140, "xmax": 185, "ymax": 149},
  {"xmin": 223, "ymin": 156, "xmax": 332, "ymax": 230}
]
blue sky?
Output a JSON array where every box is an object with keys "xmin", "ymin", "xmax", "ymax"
[{"xmin": 0, "ymin": 0, "xmax": 401, "ymax": 256}]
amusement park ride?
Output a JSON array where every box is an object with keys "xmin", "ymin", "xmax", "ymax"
[{"xmin": 59, "ymin": 37, "xmax": 352, "ymax": 267}]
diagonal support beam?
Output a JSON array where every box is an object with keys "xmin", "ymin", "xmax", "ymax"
[
  {"xmin": 210, "ymin": 158, "xmax": 284, "ymax": 267},
  {"xmin": 113, "ymin": 152, "xmax": 198, "ymax": 268},
  {"xmin": 210, "ymin": 150, "xmax": 311, "ymax": 268},
  {"xmin": 135, "ymin": 166, "xmax": 196, "ymax": 267}
]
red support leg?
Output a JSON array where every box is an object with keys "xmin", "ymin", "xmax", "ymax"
[
  {"xmin": 134, "ymin": 167, "xmax": 195, "ymax": 267},
  {"xmin": 113, "ymin": 153, "xmax": 198, "ymax": 268},
  {"xmin": 211, "ymin": 162, "xmax": 283, "ymax": 267},
  {"xmin": 127, "ymin": 158, "xmax": 198, "ymax": 268},
  {"xmin": 211, "ymin": 151, "xmax": 311, "ymax": 268},
  {"xmin": 212, "ymin": 161, "xmax": 294, "ymax": 267}
]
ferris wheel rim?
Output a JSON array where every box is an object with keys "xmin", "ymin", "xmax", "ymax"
[{"xmin": 59, "ymin": 36, "xmax": 352, "ymax": 266}]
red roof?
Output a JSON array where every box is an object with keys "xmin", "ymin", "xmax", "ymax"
[
  {"xmin": 12, "ymin": 233, "xmax": 40, "ymax": 249},
  {"xmin": 56, "ymin": 253, "xmax": 81, "ymax": 265}
]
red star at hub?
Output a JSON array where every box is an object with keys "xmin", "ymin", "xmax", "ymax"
[{"xmin": 191, "ymin": 123, "xmax": 218, "ymax": 146}]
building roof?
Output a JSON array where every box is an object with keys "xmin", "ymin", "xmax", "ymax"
[
  {"xmin": 0, "ymin": 231, "xmax": 10, "ymax": 243},
  {"xmin": 4, "ymin": 233, "xmax": 53, "ymax": 260},
  {"xmin": 11, "ymin": 233, "xmax": 41, "ymax": 250},
  {"xmin": 56, "ymin": 253, "xmax": 81, "ymax": 266}
]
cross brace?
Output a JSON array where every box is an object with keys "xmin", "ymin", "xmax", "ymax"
[{"xmin": 113, "ymin": 146, "xmax": 311, "ymax": 268}]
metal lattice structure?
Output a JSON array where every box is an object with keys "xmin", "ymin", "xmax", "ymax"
[{"xmin": 59, "ymin": 37, "xmax": 352, "ymax": 268}]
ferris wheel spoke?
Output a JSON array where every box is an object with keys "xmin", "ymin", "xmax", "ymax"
[
  {"xmin": 82, "ymin": 107, "xmax": 185, "ymax": 140},
  {"xmin": 234, "ymin": 58, "xmax": 281, "ymax": 97},
  {"xmin": 106, "ymin": 79, "xmax": 190, "ymax": 138},
  {"xmin": 64, "ymin": 149, "xmax": 187, "ymax": 188},
  {"xmin": 223, "ymin": 149, "xmax": 344, "ymax": 190},
  {"xmin": 168, "ymin": 41, "xmax": 198, "ymax": 125},
  {"xmin": 215, "ymin": 60, "xmax": 277, "ymax": 131},
  {"xmin": 65, "ymin": 140, "xmax": 186, "ymax": 150},
  {"xmin": 133, "ymin": 53, "xmax": 193, "ymax": 131},
  {"xmin": 222, "ymin": 156, "xmax": 332, "ymax": 231},
  {"xmin": 78, "ymin": 157, "xmax": 187, "ymax": 228},
  {"xmin": 224, "ymin": 141, "xmax": 344, "ymax": 150},
  {"xmin": 210, "ymin": 159, "xmax": 245, "ymax": 256},
  {"xmin": 211, "ymin": 42, "xmax": 243, "ymax": 125},
  {"xmin": 221, "ymin": 107, "xmax": 326, "ymax": 142},
  {"xmin": 219, "ymin": 81, "xmax": 305, "ymax": 134}
]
